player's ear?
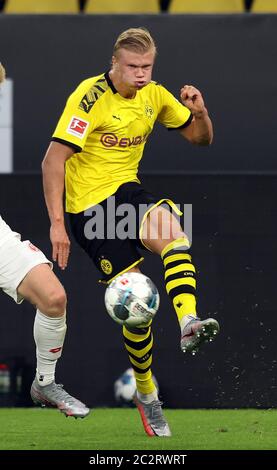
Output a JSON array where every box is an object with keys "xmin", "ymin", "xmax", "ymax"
[{"xmin": 111, "ymin": 56, "xmax": 116, "ymax": 67}]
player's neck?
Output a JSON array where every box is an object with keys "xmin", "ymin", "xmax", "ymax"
[{"xmin": 108, "ymin": 70, "xmax": 136, "ymax": 99}]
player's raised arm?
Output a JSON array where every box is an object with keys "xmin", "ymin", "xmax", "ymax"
[
  {"xmin": 42, "ymin": 141, "xmax": 74, "ymax": 270},
  {"xmin": 179, "ymin": 85, "xmax": 213, "ymax": 146}
]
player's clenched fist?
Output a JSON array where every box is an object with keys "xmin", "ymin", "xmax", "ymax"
[{"xmin": 180, "ymin": 84, "xmax": 207, "ymax": 117}]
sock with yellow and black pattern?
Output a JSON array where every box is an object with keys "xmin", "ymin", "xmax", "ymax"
[
  {"xmin": 122, "ymin": 322, "xmax": 158, "ymax": 403},
  {"xmin": 161, "ymin": 237, "xmax": 197, "ymax": 332}
]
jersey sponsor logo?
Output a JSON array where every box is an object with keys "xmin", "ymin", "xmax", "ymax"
[
  {"xmin": 100, "ymin": 133, "xmax": 148, "ymax": 148},
  {"xmin": 66, "ymin": 116, "xmax": 89, "ymax": 138}
]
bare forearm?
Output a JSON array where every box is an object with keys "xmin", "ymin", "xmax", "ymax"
[
  {"xmin": 180, "ymin": 85, "xmax": 213, "ymax": 146},
  {"xmin": 42, "ymin": 158, "xmax": 65, "ymax": 226},
  {"xmin": 188, "ymin": 109, "xmax": 213, "ymax": 145},
  {"xmin": 41, "ymin": 142, "xmax": 74, "ymax": 268}
]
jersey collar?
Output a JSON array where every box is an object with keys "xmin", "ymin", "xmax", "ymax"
[{"xmin": 104, "ymin": 71, "xmax": 117, "ymax": 94}]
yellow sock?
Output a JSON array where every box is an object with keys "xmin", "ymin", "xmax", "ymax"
[
  {"xmin": 123, "ymin": 324, "xmax": 156, "ymax": 394},
  {"xmin": 161, "ymin": 238, "xmax": 197, "ymax": 330}
]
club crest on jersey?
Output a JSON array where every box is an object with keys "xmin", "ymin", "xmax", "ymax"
[
  {"xmin": 66, "ymin": 116, "xmax": 89, "ymax": 139},
  {"xmin": 100, "ymin": 259, "xmax": 113, "ymax": 275},
  {"xmin": 145, "ymin": 105, "xmax": 154, "ymax": 119}
]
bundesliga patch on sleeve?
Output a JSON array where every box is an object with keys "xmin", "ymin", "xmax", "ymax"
[{"xmin": 66, "ymin": 116, "xmax": 89, "ymax": 139}]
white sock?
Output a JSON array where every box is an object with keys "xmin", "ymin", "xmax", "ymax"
[
  {"xmin": 34, "ymin": 309, "xmax": 67, "ymax": 386},
  {"xmin": 137, "ymin": 387, "xmax": 158, "ymax": 404}
]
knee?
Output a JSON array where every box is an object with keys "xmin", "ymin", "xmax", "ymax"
[{"xmin": 43, "ymin": 287, "xmax": 67, "ymax": 317}]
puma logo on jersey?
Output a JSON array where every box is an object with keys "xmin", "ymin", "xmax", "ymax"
[
  {"xmin": 82, "ymin": 98, "xmax": 91, "ymax": 112},
  {"xmin": 112, "ymin": 115, "xmax": 121, "ymax": 121}
]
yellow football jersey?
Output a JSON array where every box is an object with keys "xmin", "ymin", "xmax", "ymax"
[{"xmin": 52, "ymin": 72, "xmax": 192, "ymax": 213}]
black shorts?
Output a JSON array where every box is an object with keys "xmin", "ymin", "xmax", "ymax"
[{"xmin": 69, "ymin": 182, "xmax": 176, "ymax": 283}]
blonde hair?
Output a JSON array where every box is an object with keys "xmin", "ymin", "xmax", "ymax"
[
  {"xmin": 0, "ymin": 63, "xmax": 6, "ymax": 84},
  {"xmin": 113, "ymin": 28, "xmax": 156, "ymax": 57}
]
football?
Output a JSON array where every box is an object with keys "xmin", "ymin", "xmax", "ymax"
[
  {"xmin": 114, "ymin": 368, "xmax": 159, "ymax": 406},
  {"xmin": 104, "ymin": 272, "xmax": 160, "ymax": 327},
  {"xmin": 114, "ymin": 368, "xmax": 136, "ymax": 405}
]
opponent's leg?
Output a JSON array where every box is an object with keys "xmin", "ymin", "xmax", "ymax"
[
  {"xmin": 18, "ymin": 264, "xmax": 89, "ymax": 418},
  {"xmin": 18, "ymin": 264, "xmax": 67, "ymax": 385}
]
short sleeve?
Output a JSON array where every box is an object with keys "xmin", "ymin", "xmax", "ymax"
[
  {"xmin": 157, "ymin": 85, "xmax": 192, "ymax": 130},
  {"xmin": 52, "ymin": 81, "xmax": 100, "ymax": 152}
]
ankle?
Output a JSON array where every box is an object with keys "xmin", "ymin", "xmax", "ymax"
[
  {"xmin": 137, "ymin": 389, "xmax": 158, "ymax": 404},
  {"xmin": 180, "ymin": 313, "xmax": 198, "ymax": 332}
]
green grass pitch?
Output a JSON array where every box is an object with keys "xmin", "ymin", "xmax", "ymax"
[{"xmin": 0, "ymin": 408, "xmax": 277, "ymax": 450}]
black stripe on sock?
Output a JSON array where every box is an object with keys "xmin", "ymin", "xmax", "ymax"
[
  {"xmin": 123, "ymin": 334, "xmax": 152, "ymax": 351},
  {"xmin": 127, "ymin": 349, "xmax": 152, "ymax": 364},
  {"xmin": 165, "ymin": 270, "xmax": 196, "ymax": 285},
  {"xmin": 162, "ymin": 248, "xmax": 189, "ymax": 261},
  {"xmin": 124, "ymin": 325, "xmax": 151, "ymax": 335},
  {"xmin": 167, "ymin": 285, "xmax": 196, "ymax": 299},
  {"xmin": 131, "ymin": 364, "xmax": 151, "ymax": 374},
  {"xmin": 164, "ymin": 259, "xmax": 192, "ymax": 270}
]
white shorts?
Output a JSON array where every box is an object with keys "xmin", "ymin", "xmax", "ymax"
[{"xmin": 0, "ymin": 232, "xmax": 52, "ymax": 304}]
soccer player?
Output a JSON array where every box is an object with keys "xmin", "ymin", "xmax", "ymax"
[
  {"xmin": 41, "ymin": 28, "xmax": 219, "ymax": 436},
  {"xmin": 0, "ymin": 63, "xmax": 89, "ymax": 419}
]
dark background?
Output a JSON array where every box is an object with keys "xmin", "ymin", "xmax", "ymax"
[
  {"xmin": 0, "ymin": 12, "xmax": 277, "ymax": 408},
  {"xmin": 1, "ymin": 13, "xmax": 277, "ymax": 173}
]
